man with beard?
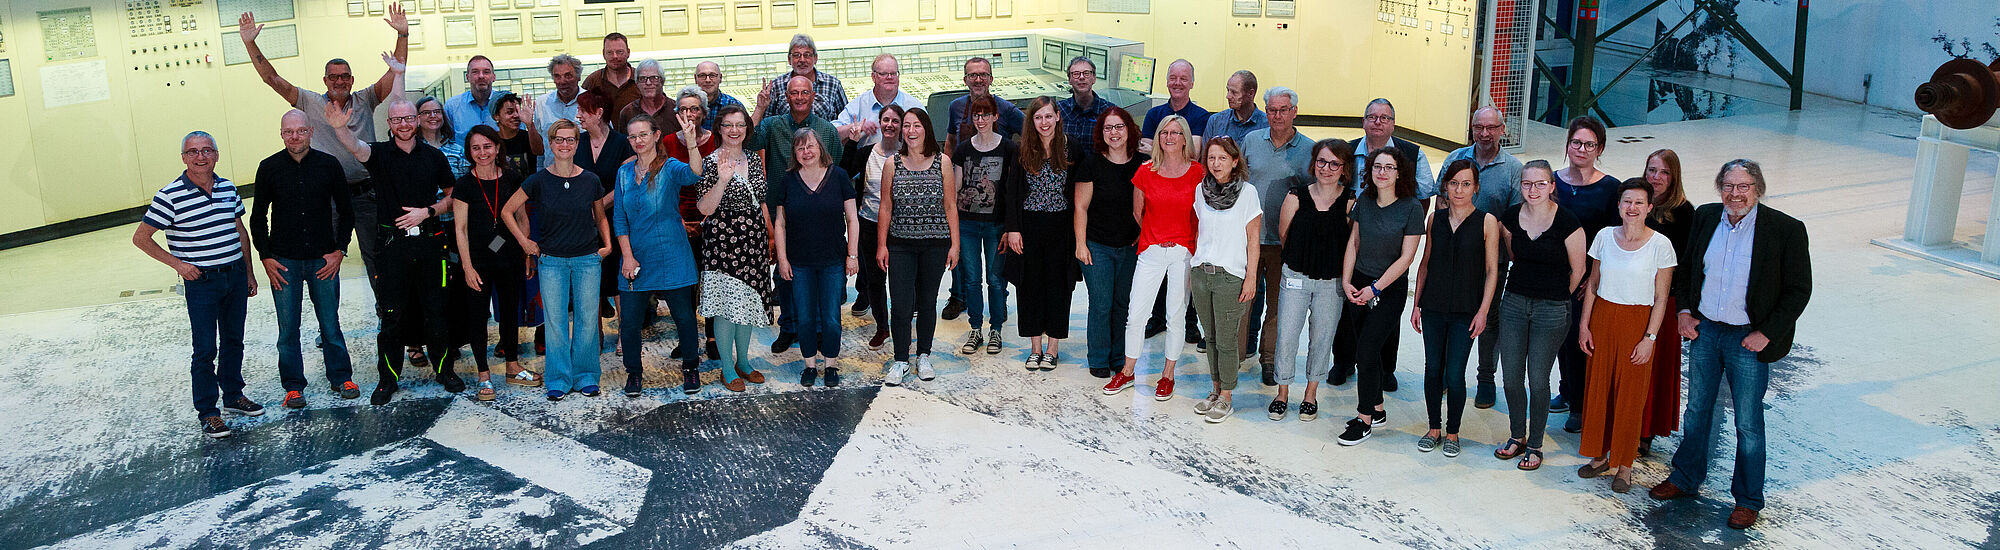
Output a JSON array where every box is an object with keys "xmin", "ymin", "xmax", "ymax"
[{"xmin": 583, "ymin": 33, "xmax": 641, "ymax": 117}]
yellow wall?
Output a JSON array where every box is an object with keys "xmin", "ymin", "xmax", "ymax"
[{"xmin": 0, "ymin": 0, "xmax": 1475, "ymax": 234}]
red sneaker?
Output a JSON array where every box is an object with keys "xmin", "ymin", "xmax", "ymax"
[
  {"xmin": 1101, "ymin": 372, "xmax": 1135, "ymax": 395},
  {"xmin": 1154, "ymin": 377, "xmax": 1176, "ymax": 401},
  {"xmin": 282, "ymin": 390, "xmax": 306, "ymax": 409}
]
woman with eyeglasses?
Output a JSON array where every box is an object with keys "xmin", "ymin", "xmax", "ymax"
[
  {"xmin": 1072, "ymin": 106, "xmax": 1148, "ymax": 379},
  {"xmin": 852, "ymin": 104, "xmax": 904, "ymax": 351},
  {"xmin": 1101, "ymin": 114, "xmax": 1203, "ymax": 401},
  {"xmin": 1408, "ymin": 159, "xmax": 1500, "ymax": 457},
  {"xmin": 697, "ymin": 105, "xmax": 776, "ymax": 392},
  {"xmin": 1269, "ymin": 139, "xmax": 1354, "ymax": 422},
  {"xmin": 1333, "ymin": 147, "xmax": 1427, "ymax": 447},
  {"xmin": 576, "ymin": 90, "xmax": 637, "ymax": 340},
  {"xmin": 950, "ymin": 94, "xmax": 1016, "ymax": 357},
  {"xmin": 613, "ymin": 113, "xmax": 706, "ymax": 396},
  {"xmin": 1552, "ymin": 115, "xmax": 1621, "ymax": 434},
  {"xmin": 1638, "ymin": 148, "xmax": 1694, "ymax": 454},
  {"xmin": 665, "ymin": 86, "xmax": 723, "ymax": 362},
  {"xmin": 502, "ymin": 120, "xmax": 612, "ymax": 401},
  {"xmin": 877, "ymin": 107, "xmax": 961, "ymax": 386},
  {"xmin": 416, "ymin": 96, "xmax": 467, "ymax": 178},
  {"xmin": 451, "ymin": 125, "xmax": 540, "ymax": 399},
  {"xmin": 1493, "ymin": 159, "xmax": 1587, "ymax": 470},
  {"xmin": 774, "ymin": 127, "xmax": 861, "ymax": 388}
]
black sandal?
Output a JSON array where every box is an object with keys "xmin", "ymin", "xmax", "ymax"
[
  {"xmin": 1494, "ymin": 438, "xmax": 1526, "ymax": 460},
  {"xmin": 1517, "ymin": 449, "xmax": 1545, "ymax": 471}
]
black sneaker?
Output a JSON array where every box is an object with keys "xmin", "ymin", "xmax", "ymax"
[
  {"xmin": 1196, "ymin": 339, "xmax": 1208, "ymax": 353},
  {"xmin": 941, "ymin": 297, "xmax": 966, "ymax": 320},
  {"xmin": 1370, "ymin": 409, "xmax": 1388, "ymax": 426},
  {"xmin": 626, "ymin": 371, "xmax": 644, "ymax": 397},
  {"xmin": 1260, "ymin": 364, "xmax": 1277, "ymax": 387},
  {"xmin": 771, "ymin": 332, "xmax": 798, "ymax": 354},
  {"xmin": 201, "ymin": 416, "xmax": 232, "ymax": 439},
  {"xmin": 1328, "ymin": 367, "xmax": 1351, "ymax": 386},
  {"xmin": 1337, "ymin": 418, "xmax": 1372, "ymax": 446},
  {"xmin": 850, "ymin": 300, "xmax": 869, "ymax": 317},
  {"xmin": 1563, "ymin": 412, "xmax": 1583, "ymax": 434},
  {"xmin": 438, "ymin": 372, "xmax": 467, "ymax": 394},
  {"xmin": 670, "ymin": 345, "xmax": 684, "ymax": 359},
  {"xmin": 681, "ymin": 367, "xmax": 701, "ymax": 395},
  {"xmin": 1144, "ymin": 321, "xmax": 1167, "ymax": 339},
  {"xmin": 1267, "ymin": 399, "xmax": 1288, "ymax": 421},
  {"xmin": 800, "ymin": 367, "xmax": 819, "ymax": 387},
  {"xmin": 579, "ymin": 385, "xmax": 602, "ymax": 397},
  {"xmin": 223, "ymin": 397, "xmax": 265, "ymax": 417},
  {"xmin": 370, "ymin": 383, "xmax": 398, "ymax": 406},
  {"xmin": 1088, "ymin": 367, "xmax": 1115, "ymax": 378},
  {"xmin": 1383, "ymin": 373, "xmax": 1398, "ymax": 392},
  {"xmin": 823, "ymin": 367, "xmax": 841, "ymax": 387}
]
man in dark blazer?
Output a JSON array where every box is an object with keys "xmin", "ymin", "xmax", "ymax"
[{"xmin": 1649, "ymin": 159, "xmax": 1812, "ymax": 531}]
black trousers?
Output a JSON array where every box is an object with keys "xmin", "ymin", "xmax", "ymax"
[
  {"xmin": 887, "ymin": 243, "xmax": 949, "ymax": 361},
  {"xmin": 445, "ymin": 251, "xmax": 524, "ymax": 372},
  {"xmin": 857, "ymin": 219, "xmax": 890, "ymax": 329},
  {"xmin": 1334, "ymin": 287, "xmax": 1402, "ymax": 378},
  {"xmin": 375, "ymin": 233, "xmax": 455, "ymax": 383},
  {"xmin": 1351, "ymin": 275, "xmax": 1409, "ymax": 417}
]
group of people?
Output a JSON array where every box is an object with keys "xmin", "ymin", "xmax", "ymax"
[{"xmin": 133, "ymin": 10, "xmax": 1811, "ymax": 531}]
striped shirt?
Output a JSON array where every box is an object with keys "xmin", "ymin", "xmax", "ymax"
[{"xmin": 143, "ymin": 174, "xmax": 246, "ymax": 267}]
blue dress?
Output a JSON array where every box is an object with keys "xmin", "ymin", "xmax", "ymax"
[{"xmin": 612, "ymin": 159, "xmax": 701, "ymax": 292}]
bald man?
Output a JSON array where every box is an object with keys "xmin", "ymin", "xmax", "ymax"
[
  {"xmin": 1139, "ymin": 59, "xmax": 1211, "ymax": 154},
  {"xmin": 251, "ymin": 110, "xmax": 360, "ymax": 409},
  {"xmin": 693, "ymin": 61, "xmax": 746, "ymax": 130}
]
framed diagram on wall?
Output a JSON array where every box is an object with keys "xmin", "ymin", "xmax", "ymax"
[{"xmin": 1085, "ymin": 0, "xmax": 1146, "ymax": 13}]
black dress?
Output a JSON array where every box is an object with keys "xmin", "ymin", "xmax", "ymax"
[{"xmin": 1002, "ymin": 143, "xmax": 1084, "ymax": 338}]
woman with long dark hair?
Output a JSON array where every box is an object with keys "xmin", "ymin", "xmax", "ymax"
[
  {"xmin": 952, "ymin": 95, "xmax": 1015, "ymax": 355},
  {"xmin": 852, "ymin": 104, "xmax": 904, "ymax": 350},
  {"xmin": 1334, "ymin": 147, "xmax": 1427, "ymax": 446},
  {"xmin": 450, "ymin": 125, "xmax": 539, "ymax": 399},
  {"xmin": 877, "ymin": 107, "xmax": 961, "ymax": 386},
  {"xmin": 1639, "ymin": 148, "xmax": 1694, "ymax": 453},
  {"xmin": 1073, "ymin": 106, "xmax": 1148, "ymax": 379},
  {"xmin": 1003, "ymin": 97, "xmax": 1083, "ymax": 370}
]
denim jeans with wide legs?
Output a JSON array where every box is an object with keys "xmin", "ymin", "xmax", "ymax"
[
  {"xmin": 186, "ymin": 259, "xmax": 250, "ymax": 419},
  {"xmin": 1666, "ymin": 320, "xmax": 1770, "ymax": 511},
  {"xmin": 271, "ymin": 256, "xmax": 353, "ymax": 392},
  {"xmin": 955, "ymin": 219, "xmax": 1008, "ymax": 330},
  {"xmin": 1497, "ymin": 292, "xmax": 1570, "ymax": 449},
  {"xmin": 790, "ymin": 263, "xmax": 848, "ymax": 358},
  {"xmin": 539, "ymin": 253, "xmax": 603, "ymax": 393},
  {"xmin": 1081, "ymin": 241, "xmax": 1136, "ymax": 371}
]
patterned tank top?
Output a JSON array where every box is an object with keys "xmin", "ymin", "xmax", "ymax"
[{"xmin": 889, "ymin": 155, "xmax": 951, "ymax": 242}]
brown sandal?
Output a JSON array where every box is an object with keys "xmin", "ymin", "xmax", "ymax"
[
  {"xmin": 1517, "ymin": 449, "xmax": 1545, "ymax": 471},
  {"xmin": 1494, "ymin": 439, "xmax": 1526, "ymax": 460}
]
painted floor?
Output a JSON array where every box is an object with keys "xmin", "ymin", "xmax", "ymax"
[{"xmin": 3, "ymin": 97, "xmax": 1998, "ymax": 549}]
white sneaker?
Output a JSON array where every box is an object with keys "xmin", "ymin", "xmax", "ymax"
[
  {"xmin": 1193, "ymin": 392, "xmax": 1219, "ymax": 415},
  {"xmin": 885, "ymin": 361, "xmax": 909, "ymax": 386},
  {"xmin": 916, "ymin": 354, "xmax": 937, "ymax": 381}
]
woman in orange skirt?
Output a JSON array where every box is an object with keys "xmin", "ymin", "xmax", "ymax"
[
  {"xmin": 1639, "ymin": 150, "xmax": 1693, "ymax": 453},
  {"xmin": 1575, "ymin": 180, "xmax": 1678, "ymax": 493}
]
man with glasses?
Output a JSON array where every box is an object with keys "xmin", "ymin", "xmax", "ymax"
[
  {"xmin": 136, "ymin": 131, "xmax": 264, "ymax": 438},
  {"xmin": 1206, "ymin": 70, "xmax": 1267, "ymax": 146},
  {"xmin": 1438, "ymin": 106, "xmax": 1523, "ymax": 407},
  {"xmin": 1056, "ymin": 57, "xmax": 1112, "ymax": 149},
  {"xmin": 1334, "ymin": 97, "xmax": 1434, "ymax": 390},
  {"xmin": 251, "ymin": 111, "xmax": 361, "ymax": 410},
  {"xmin": 946, "ymin": 56, "xmax": 1025, "ymax": 152},
  {"xmin": 325, "ymin": 91, "xmax": 467, "ymax": 405},
  {"xmin": 536, "ymin": 54, "xmax": 585, "ymax": 167},
  {"xmin": 1650, "ymin": 159, "xmax": 1812, "ymax": 531},
  {"xmin": 238, "ymin": 6, "xmax": 407, "ymax": 286},
  {"xmin": 693, "ymin": 61, "xmax": 744, "ymax": 130},
  {"xmin": 752, "ymin": 75, "xmax": 844, "ymax": 353},
  {"xmin": 836, "ymin": 54, "xmax": 922, "ymax": 149},
  {"xmin": 1139, "ymin": 59, "xmax": 1210, "ymax": 154},
  {"xmin": 754, "ymin": 34, "xmax": 849, "ymax": 123},
  {"xmin": 1238, "ymin": 87, "xmax": 1313, "ymax": 385},
  {"xmin": 619, "ymin": 59, "xmax": 675, "ymax": 131},
  {"xmin": 583, "ymin": 33, "xmax": 641, "ymax": 117}
]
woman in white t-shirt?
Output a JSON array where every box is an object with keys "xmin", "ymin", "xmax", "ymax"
[
  {"xmin": 1186, "ymin": 137, "xmax": 1262, "ymax": 424},
  {"xmin": 1574, "ymin": 179, "xmax": 1678, "ymax": 493}
]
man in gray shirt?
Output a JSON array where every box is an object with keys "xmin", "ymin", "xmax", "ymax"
[
  {"xmin": 237, "ymin": 6, "xmax": 408, "ymax": 287},
  {"xmin": 1437, "ymin": 106, "xmax": 1523, "ymax": 407},
  {"xmin": 1237, "ymin": 87, "xmax": 1313, "ymax": 383}
]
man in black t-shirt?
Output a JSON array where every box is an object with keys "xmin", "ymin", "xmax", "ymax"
[{"xmin": 329, "ymin": 95, "xmax": 465, "ymax": 404}]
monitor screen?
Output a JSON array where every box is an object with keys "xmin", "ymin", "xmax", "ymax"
[
  {"xmin": 1116, "ymin": 53, "xmax": 1155, "ymax": 95},
  {"xmin": 1042, "ymin": 41, "xmax": 1066, "ymax": 71}
]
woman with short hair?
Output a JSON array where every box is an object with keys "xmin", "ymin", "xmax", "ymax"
[
  {"xmin": 501, "ymin": 120, "xmax": 611, "ymax": 401},
  {"xmin": 773, "ymin": 127, "xmax": 861, "ymax": 387},
  {"xmin": 1574, "ymin": 180, "xmax": 1678, "ymax": 492},
  {"xmin": 1408, "ymin": 159, "xmax": 1500, "ymax": 456},
  {"xmin": 695, "ymin": 105, "xmax": 776, "ymax": 392}
]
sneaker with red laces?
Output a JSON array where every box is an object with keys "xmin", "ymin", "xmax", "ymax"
[
  {"xmin": 1101, "ymin": 372, "xmax": 1135, "ymax": 395},
  {"xmin": 1154, "ymin": 377, "xmax": 1176, "ymax": 401},
  {"xmin": 335, "ymin": 381, "xmax": 361, "ymax": 400},
  {"xmin": 283, "ymin": 391, "xmax": 306, "ymax": 409}
]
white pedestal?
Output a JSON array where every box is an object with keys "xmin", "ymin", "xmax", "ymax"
[{"xmin": 1873, "ymin": 115, "xmax": 2000, "ymax": 279}]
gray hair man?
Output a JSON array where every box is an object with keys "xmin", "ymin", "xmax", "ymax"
[
  {"xmin": 536, "ymin": 54, "xmax": 585, "ymax": 166},
  {"xmin": 754, "ymin": 34, "xmax": 849, "ymax": 122},
  {"xmin": 1352, "ymin": 98, "xmax": 1436, "ymax": 202},
  {"xmin": 1237, "ymin": 86, "xmax": 1314, "ymax": 382}
]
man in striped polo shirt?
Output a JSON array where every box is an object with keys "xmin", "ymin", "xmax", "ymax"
[{"xmin": 133, "ymin": 131, "xmax": 266, "ymax": 439}]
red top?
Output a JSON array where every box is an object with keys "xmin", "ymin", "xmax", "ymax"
[
  {"xmin": 666, "ymin": 133, "xmax": 720, "ymax": 233},
  {"xmin": 1133, "ymin": 160, "xmax": 1203, "ymax": 253}
]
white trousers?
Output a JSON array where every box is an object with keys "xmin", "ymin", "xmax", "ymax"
[{"xmin": 1124, "ymin": 244, "xmax": 1191, "ymax": 363}]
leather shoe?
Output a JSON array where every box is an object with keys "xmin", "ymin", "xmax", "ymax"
[
  {"xmin": 1649, "ymin": 480, "xmax": 1695, "ymax": 501},
  {"xmin": 1727, "ymin": 507, "xmax": 1759, "ymax": 530}
]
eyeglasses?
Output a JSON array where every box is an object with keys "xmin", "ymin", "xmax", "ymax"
[
  {"xmin": 549, "ymin": 136, "xmax": 580, "ymax": 145},
  {"xmin": 1068, "ymin": 70, "xmax": 1094, "ymax": 78},
  {"xmin": 972, "ymin": 111, "xmax": 997, "ymax": 118},
  {"xmin": 1522, "ymin": 179, "xmax": 1554, "ymax": 187},
  {"xmin": 964, "ymin": 72, "xmax": 992, "ymax": 79},
  {"xmin": 1102, "ymin": 123, "xmax": 1128, "ymax": 131},
  {"xmin": 628, "ymin": 131, "xmax": 655, "ymax": 140},
  {"xmin": 695, "ymin": 72, "xmax": 722, "ymax": 79},
  {"xmin": 1470, "ymin": 123, "xmax": 1503, "ymax": 132},
  {"xmin": 1313, "ymin": 158, "xmax": 1344, "ymax": 168},
  {"xmin": 1364, "ymin": 114, "xmax": 1395, "ymax": 123},
  {"xmin": 1267, "ymin": 106, "xmax": 1297, "ymax": 114},
  {"xmin": 386, "ymin": 115, "xmax": 418, "ymax": 124},
  {"xmin": 324, "ymin": 74, "xmax": 354, "ymax": 81},
  {"xmin": 418, "ymin": 109, "xmax": 444, "ymax": 116},
  {"xmin": 1568, "ymin": 139, "xmax": 1601, "ymax": 151},
  {"xmin": 1719, "ymin": 183, "xmax": 1757, "ymax": 193},
  {"xmin": 280, "ymin": 129, "xmax": 310, "ymax": 137},
  {"xmin": 677, "ymin": 105, "xmax": 704, "ymax": 112},
  {"xmin": 873, "ymin": 70, "xmax": 900, "ymax": 77},
  {"xmin": 636, "ymin": 75, "xmax": 665, "ymax": 83},
  {"xmin": 1371, "ymin": 163, "xmax": 1398, "ymax": 172},
  {"xmin": 182, "ymin": 147, "xmax": 218, "ymax": 156}
]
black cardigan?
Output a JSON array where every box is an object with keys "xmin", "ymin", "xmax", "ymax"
[{"xmin": 1676, "ymin": 203, "xmax": 1812, "ymax": 363}]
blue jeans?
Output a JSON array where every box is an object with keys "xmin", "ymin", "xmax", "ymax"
[
  {"xmin": 774, "ymin": 276, "xmax": 795, "ymax": 334},
  {"xmin": 270, "ymin": 256, "xmax": 353, "ymax": 392},
  {"xmin": 1421, "ymin": 310, "xmax": 1475, "ymax": 433},
  {"xmin": 955, "ymin": 219, "xmax": 1007, "ymax": 329},
  {"xmin": 185, "ymin": 259, "xmax": 250, "ymax": 418},
  {"xmin": 1667, "ymin": 320, "xmax": 1769, "ymax": 511},
  {"xmin": 1081, "ymin": 241, "xmax": 1136, "ymax": 370},
  {"xmin": 790, "ymin": 263, "xmax": 847, "ymax": 358},
  {"xmin": 538, "ymin": 253, "xmax": 602, "ymax": 393}
]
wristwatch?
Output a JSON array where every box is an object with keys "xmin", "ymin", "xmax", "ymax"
[{"xmin": 1644, "ymin": 333, "xmax": 1657, "ymax": 341}]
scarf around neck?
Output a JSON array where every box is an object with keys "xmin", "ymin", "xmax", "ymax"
[{"xmin": 1203, "ymin": 175, "xmax": 1245, "ymax": 210}]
